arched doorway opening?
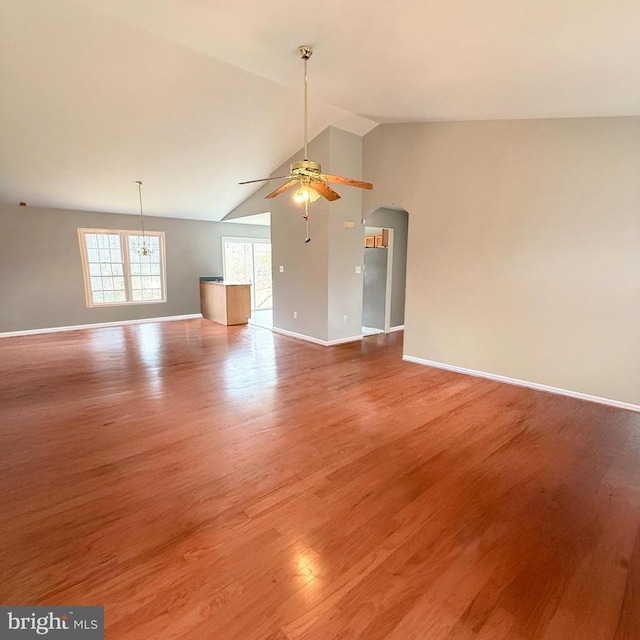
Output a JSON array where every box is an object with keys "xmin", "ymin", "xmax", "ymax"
[{"xmin": 361, "ymin": 206, "xmax": 408, "ymax": 335}]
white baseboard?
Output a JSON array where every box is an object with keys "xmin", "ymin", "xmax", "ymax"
[
  {"xmin": 363, "ymin": 326, "xmax": 402, "ymax": 335},
  {"xmin": 403, "ymin": 355, "xmax": 640, "ymax": 413},
  {"xmin": 0, "ymin": 314, "xmax": 203, "ymax": 338},
  {"xmin": 272, "ymin": 326, "xmax": 363, "ymax": 347}
]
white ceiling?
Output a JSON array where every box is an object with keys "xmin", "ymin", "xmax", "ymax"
[{"xmin": 1, "ymin": 0, "xmax": 639, "ymax": 221}]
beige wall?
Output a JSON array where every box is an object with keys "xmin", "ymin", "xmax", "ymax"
[
  {"xmin": 0, "ymin": 203, "xmax": 270, "ymax": 332},
  {"xmin": 363, "ymin": 117, "xmax": 640, "ymax": 406}
]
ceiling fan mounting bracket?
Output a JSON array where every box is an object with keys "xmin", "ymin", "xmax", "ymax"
[{"xmin": 298, "ymin": 45, "xmax": 313, "ymax": 60}]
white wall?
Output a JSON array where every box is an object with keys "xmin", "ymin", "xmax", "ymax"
[{"xmin": 363, "ymin": 117, "xmax": 640, "ymax": 406}]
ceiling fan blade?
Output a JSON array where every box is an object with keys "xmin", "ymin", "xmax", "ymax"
[
  {"xmin": 239, "ymin": 175, "xmax": 292, "ymax": 185},
  {"xmin": 321, "ymin": 174, "xmax": 374, "ymax": 190},
  {"xmin": 312, "ymin": 180, "xmax": 341, "ymax": 202},
  {"xmin": 265, "ymin": 179, "xmax": 299, "ymax": 199}
]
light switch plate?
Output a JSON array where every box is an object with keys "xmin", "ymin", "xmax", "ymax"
[{"xmin": 355, "ymin": 266, "xmax": 362, "ymax": 274}]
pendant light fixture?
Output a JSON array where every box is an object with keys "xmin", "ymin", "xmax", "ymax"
[{"xmin": 135, "ymin": 180, "xmax": 153, "ymax": 257}]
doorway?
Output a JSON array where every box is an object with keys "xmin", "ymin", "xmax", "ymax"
[
  {"xmin": 362, "ymin": 207, "xmax": 409, "ymax": 336},
  {"xmin": 222, "ymin": 237, "xmax": 272, "ymax": 311},
  {"xmin": 362, "ymin": 227, "xmax": 393, "ymax": 335}
]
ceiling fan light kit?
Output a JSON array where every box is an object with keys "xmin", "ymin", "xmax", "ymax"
[
  {"xmin": 292, "ymin": 184, "xmax": 320, "ymax": 204},
  {"xmin": 238, "ymin": 45, "xmax": 373, "ymax": 241}
]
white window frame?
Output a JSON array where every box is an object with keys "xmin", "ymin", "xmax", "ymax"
[{"xmin": 78, "ymin": 228, "xmax": 167, "ymax": 308}]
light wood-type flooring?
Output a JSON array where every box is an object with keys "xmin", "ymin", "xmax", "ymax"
[{"xmin": 1, "ymin": 319, "xmax": 639, "ymax": 639}]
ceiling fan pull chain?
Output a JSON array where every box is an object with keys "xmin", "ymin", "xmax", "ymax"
[{"xmin": 303, "ymin": 200, "xmax": 311, "ymax": 243}]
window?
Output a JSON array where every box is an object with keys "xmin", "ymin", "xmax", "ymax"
[{"xmin": 78, "ymin": 229, "xmax": 166, "ymax": 307}]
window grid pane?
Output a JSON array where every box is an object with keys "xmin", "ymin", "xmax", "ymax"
[
  {"xmin": 127, "ymin": 235, "xmax": 164, "ymax": 302},
  {"xmin": 81, "ymin": 230, "xmax": 165, "ymax": 307},
  {"xmin": 85, "ymin": 234, "xmax": 123, "ymax": 302}
]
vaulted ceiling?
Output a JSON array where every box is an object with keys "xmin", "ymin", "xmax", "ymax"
[{"xmin": 1, "ymin": 0, "xmax": 638, "ymax": 221}]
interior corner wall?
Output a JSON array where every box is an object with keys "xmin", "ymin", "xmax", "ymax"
[
  {"xmin": 270, "ymin": 129, "xmax": 331, "ymax": 341},
  {"xmin": 326, "ymin": 127, "xmax": 365, "ymax": 342},
  {"xmin": 365, "ymin": 207, "xmax": 408, "ymax": 328},
  {"xmin": 363, "ymin": 117, "xmax": 640, "ymax": 406},
  {"xmin": 0, "ymin": 203, "xmax": 270, "ymax": 333},
  {"xmin": 269, "ymin": 126, "xmax": 366, "ymax": 343}
]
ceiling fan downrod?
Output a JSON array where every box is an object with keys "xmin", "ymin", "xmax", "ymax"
[
  {"xmin": 299, "ymin": 45, "xmax": 313, "ymax": 161},
  {"xmin": 237, "ymin": 45, "xmax": 373, "ymax": 204}
]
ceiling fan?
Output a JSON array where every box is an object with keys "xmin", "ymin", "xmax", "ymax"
[{"xmin": 238, "ymin": 45, "xmax": 373, "ymax": 204}]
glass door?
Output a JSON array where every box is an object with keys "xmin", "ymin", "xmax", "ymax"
[{"xmin": 222, "ymin": 238, "xmax": 272, "ymax": 310}]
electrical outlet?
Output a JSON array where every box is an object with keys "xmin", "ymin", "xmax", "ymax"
[
  {"xmin": 343, "ymin": 315, "xmax": 348, "ymax": 323},
  {"xmin": 355, "ymin": 266, "xmax": 362, "ymax": 274},
  {"xmin": 293, "ymin": 311, "xmax": 297, "ymax": 319},
  {"xmin": 279, "ymin": 265, "xmax": 284, "ymax": 273}
]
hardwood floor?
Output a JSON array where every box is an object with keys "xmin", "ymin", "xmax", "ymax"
[{"xmin": 0, "ymin": 319, "xmax": 639, "ymax": 639}]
